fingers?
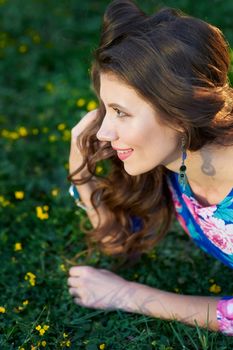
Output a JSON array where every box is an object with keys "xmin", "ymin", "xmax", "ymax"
[
  {"xmin": 69, "ymin": 287, "xmax": 80, "ymax": 297},
  {"xmin": 69, "ymin": 265, "xmax": 95, "ymax": 277},
  {"xmin": 69, "ymin": 266, "xmax": 82, "ymax": 276},
  {"xmin": 69, "ymin": 289, "xmax": 85, "ymax": 307},
  {"xmin": 74, "ymin": 298, "xmax": 85, "ymax": 306},
  {"xmin": 68, "ymin": 271, "xmax": 84, "ymax": 306},
  {"xmin": 67, "ymin": 277, "xmax": 79, "ymax": 287}
]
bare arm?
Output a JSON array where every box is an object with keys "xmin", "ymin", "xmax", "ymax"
[
  {"xmin": 68, "ymin": 266, "xmax": 223, "ymax": 332},
  {"xmin": 69, "ymin": 164, "xmax": 114, "ymax": 230},
  {"xmin": 124, "ymin": 281, "xmax": 220, "ymax": 331}
]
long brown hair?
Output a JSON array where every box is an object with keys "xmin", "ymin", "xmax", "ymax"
[{"xmin": 68, "ymin": 0, "xmax": 233, "ymax": 263}]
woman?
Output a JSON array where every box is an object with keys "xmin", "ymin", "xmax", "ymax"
[{"xmin": 67, "ymin": 0, "xmax": 233, "ymax": 335}]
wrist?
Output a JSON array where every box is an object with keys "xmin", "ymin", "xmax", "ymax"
[
  {"xmin": 69, "ymin": 158, "xmax": 90, "ymax": 181},
  {"xmin": 69, "ymin": 169, "xmax": 90, "ymax": 182},
  {"xmin": 119, "ymin": 281, "xmax": 156, "ymax": 315},
  {"xmin": 113, "ymin": 280, "xmax": 139, "ymax": 313},
  {"xmin": 122, "ymin": 281, "xmax": 171, "ymax": 319}
]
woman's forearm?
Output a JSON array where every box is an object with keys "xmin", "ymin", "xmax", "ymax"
[
  {"xmin": 72, "ymin": 177, "xmax": 116, "ymax": 230},
  {"xmin": 69, "ymin": 144, "xmax": 116, "ymax": 229},
  {"xmin": 124, "ymin": 282, "xmax": 220, "ymax": 331}
]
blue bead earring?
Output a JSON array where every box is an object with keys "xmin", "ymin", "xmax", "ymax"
[{"xmin": 178, "ymin": 136, "xmax": 188, "ymax": 190}]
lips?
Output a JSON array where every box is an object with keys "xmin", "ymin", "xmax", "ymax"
[
  {"xmin": 112, "ymin": 146, "xmax": 133, "ymax": 151},
  {"xmin": 114, "ymin": 148, "xmax": 134, "ymax": 161}
]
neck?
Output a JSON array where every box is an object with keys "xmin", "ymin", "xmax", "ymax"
[{"xmin": 166, "ymin": 143, "xmax": 233, "ymax": 190}]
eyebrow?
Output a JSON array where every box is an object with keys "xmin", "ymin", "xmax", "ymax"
[{"xmin": 107, "ymin": 103, "xmax": 131, "ymax": 112}]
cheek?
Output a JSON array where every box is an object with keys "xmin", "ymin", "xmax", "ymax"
[
  {"xmin": 137, "ymin": 127, "xmax": 179, "ymax": 161},
  {"xmin": 118, "ymin": 123, "xmax": 142, "ymax": 146},
  {"xmin": 136, "ymin": 126, "xmax": 164, "ymax": 151}
]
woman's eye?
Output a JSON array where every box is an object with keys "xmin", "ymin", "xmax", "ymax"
[{"xmin": 113, "ymin": 108, "xmax": 126, "ymax": 118}]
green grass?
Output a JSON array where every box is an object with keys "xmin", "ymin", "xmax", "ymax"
[{"xmin": 0, "ymin": 0, "xmax": 233, "ymax": 349}]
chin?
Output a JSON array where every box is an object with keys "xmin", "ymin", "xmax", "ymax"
[
  {"xmin": 123, "ymin": 164, "xmax": 153, "ymax": 176},
  {"xmin": 123, "ymin": 165, "xmax": 139, "ymax": 176}
]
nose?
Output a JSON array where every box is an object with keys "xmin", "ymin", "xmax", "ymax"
[{"xmin": 96, "ymin": 114, "xmax": 118, "ymax": 142}]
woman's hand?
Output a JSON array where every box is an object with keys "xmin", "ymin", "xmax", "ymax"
[
  {"xmin": 67, "ymin": 266, "xmax": 133, "ymax": 311},
  {"xmin": 69, "ymin": 109, "xmax": 99, "ymax": 176}
]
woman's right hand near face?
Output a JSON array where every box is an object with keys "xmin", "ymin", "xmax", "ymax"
[{"xmin": 69, "ymin": 108, "xmax": 99, "ymax": 178}]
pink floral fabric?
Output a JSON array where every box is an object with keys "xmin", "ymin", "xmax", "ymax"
[
  {"xmin": 166, "ymin": 170, "xmax": 233, "ymax": 336},
  {"xmin": 217, "ymin": 298, "xmax": 233, "ymax": 336},
  {"xmin": 181, "ymin": 193, "xmax": 233, "ymax": 255}
]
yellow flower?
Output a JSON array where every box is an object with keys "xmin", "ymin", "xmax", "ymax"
[
  {"xmin": 41, "ymin": 341, "xmax": 47, "ymax": 347},
  {"xmin": 26, "ymin": 272, "xmax": 36, "ymax": 279},
  {"xmin": 9, "ymin": 131, "xmax": 19, "ymax": 139},
  {"xmin": 87, "ymin": 100, "xmax": 97, "ymax": 111},
  {"xmin": 23, "ymin": 300, "xmax": 29, "ymax": 306},
  {"xmin": 63, "ymin": 332, "xmax": 68, "ymax": 338},
  {"xmin": 43, "ymin": 205, "xmax": 49, "ymax": 212},
  {"xmin": 18, "ymin": 127, "xmax": 28, "ymax": 137},
  {"xmin": 76, "ymin": 98, "xmax": 85, "ymax": 107},
  {"xmin": 31, "ymin": 346, "xmax": 36, "ymax": 350},
  {"xmin": 62, "ymin": 130, "xmax": 71, "ymax": 141},
  {"xmin": 57, "ymin": 123, "xmax": 66, "ymax": 131},
  {"xmin": 19, "ymin": 44, "xmax": 28, "ymax": 54},
  {"xmin": 36, "ymin": 206, "xmax": 49, "ymax": 220},
  {"xmin": 39, "ymin": 329, "xmax": 45, "ymax": 336},
  {"xmin": 60, "ymin": 264, "xmax": 66, "ymax": 272},
  {"xmin": 49, "ymin": 134, "xmax": 57, "ymax": 142},
  {"xmin": 30, "ymin": 279, "xmax": 36, "ymax": 287},
  {"xmin": 95, "ymin": 165, "xmax": 103, "ymax": 175},
  {"xmin": 45, "ymin": 82, "xmax": 54, "ymax": 92},
  {"xmin": 14, "ymin": 242, "xmax": 22, "ymax": 251},
  {"xmin": 99, "ymin": 344, "xmax": 106, "ymax": 350},
  {"xmin": 209, "ymin": 283, "xmax": 221, "ymax": 294},
  {"xmin": 51, "ymin": 188, "xmax": 59, "ymax": 197},
  {"xmin": 60, "ymin": 339, "xmax": 71, "ymax": 347},
  {"xmin": 15, "ymin": 191, "xmax": 24, "ymax": 200},
  {"xmin": 36, "ymin": 324, "xmax": 49, "ymax": 336},
  {"xmin": 0, "ymin": 306, "xmax": 6, "ymax": 313},
  {"xmin": 25, "ymin": 272, "xmax": 36, "ymax": 287}
]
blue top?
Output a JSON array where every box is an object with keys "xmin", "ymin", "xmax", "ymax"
[
  {"xmin": 166, "ymin": 171, "xmax": 233, "ymax": 268},
  {"xmin": 131, "ymin": 170, "xmax": 233, "ymax": 336},
  {"xmin": 131, "ymin": 170, "xmax": 233, "ymax": 269}
]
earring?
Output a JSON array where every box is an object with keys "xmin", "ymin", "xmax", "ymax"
[{"xmin": 178, "ymin": 136, "xmax": 188, "ymax": 190}]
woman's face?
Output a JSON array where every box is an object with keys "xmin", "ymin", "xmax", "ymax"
[{"xmin": 96, "ymin": 72, "xmax": 181, "ymax": 176}]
